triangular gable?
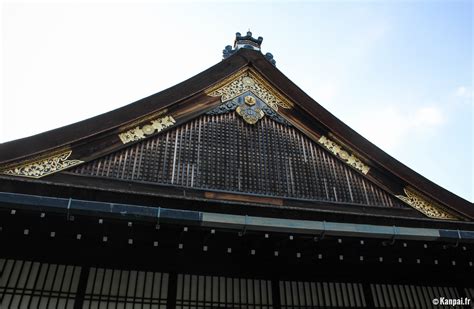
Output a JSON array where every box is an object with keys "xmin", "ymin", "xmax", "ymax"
[
  {"xmin": 66, "ymin": 109, "xmax": 409, "ymax": 211},
  {"xmin": 0, "ymin": 50, "xmax": 470, "ymax": 221}
]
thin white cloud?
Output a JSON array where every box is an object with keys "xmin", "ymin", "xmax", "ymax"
[
  {"xmin": 455, "ymin": 86, "xmax": 472, "ymax": 99},
  {"xmin": 352, "ymin": 105, "xmax": 445, "ymax": 152},
  {"xmin": 413, "ymin": 106, "xmax": 445, "ymax": 127}
]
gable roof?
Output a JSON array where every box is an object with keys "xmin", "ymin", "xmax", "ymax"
[
  {"xmin": 66, "ymin": 109, "xmax": 411, "ymax": 211},
  {"xmin": 0, "ymin": 47, "xmax": 472, "ymax": 220}
]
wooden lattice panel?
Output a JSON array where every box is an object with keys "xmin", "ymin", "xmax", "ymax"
[{"xmin": 69, "ymin": 113, "xmax": 407, "ymax": 208}]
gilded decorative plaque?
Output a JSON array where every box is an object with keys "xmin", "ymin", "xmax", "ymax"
[
  {"xmin": 318, "ymin": 135, "xmax": 370, "ymax": 174},
  {"xmin": 0, "ymin": 150, "xmax": 83, "ymax": 179},
  {"xmin": 119, "ymin": 115, "xmax": 176, "ymax": 144},
  {"xmin": 205, "ymin": 68, "xmax": 292, "ymax": 112},
  {"xmin": 206, "ymin": 93, "xmax": 290, "ymax": 126},
  {"xmin": 396, "ymin": 188, "xmax": 458, "ymax": 220}
]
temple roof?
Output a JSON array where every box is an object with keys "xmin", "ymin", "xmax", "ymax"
[{"xmin": 0, "ymin": 37, "xmax": 472, "ymax": 222}]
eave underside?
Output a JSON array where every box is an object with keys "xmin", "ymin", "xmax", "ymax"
[{"xmin": 1, "ymin": 191, "xmax": 473, "ymax": 309}]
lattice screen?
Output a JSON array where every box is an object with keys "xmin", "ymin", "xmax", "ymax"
[
  {"xmin": 464, "ymin": 288, "xmax": 474, "ymax": 309},
  {"xmin": 370, "ymin": 283, "xmax": 460, "ymax": 308},
  {"xmin": 279, "ymin": 280, "xmax": 366, "ymax": 308},
  {"xmin": 176, "ymin": 274, "xmax": 273, "ymax": 308},
  {"xmin": 70, "ymin": 113, "xmax": 407, "ymax": 208},
  {"xmin": 0, "ymin": 259, "xmax": 81, "ymax": 309},
  {"xmin": 82, "ymin": 267, "xmax": 168, "ymax": 309}
]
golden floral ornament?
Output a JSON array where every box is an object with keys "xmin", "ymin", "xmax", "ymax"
[
  {"xmin": 236, "ymin": 104, "xmax": 264, "ymax": 125},
  {"xmin": 0, "ymin": 150, "xmax": 84, "ymax": 179},
  {"xmin": 318, "ymin": 135, "xmax": 370, "ymax": 174},
  {"xmin": 205, "ymin": 68, "xmax": 292, "ymax": 112},
  {"xmin": 119, "ymin": 115, "xmax": 176, "ymax": 144},
  {"xmin": 396, "ymin": 188, "xmax": 458, "ymax": 220},
  {"xmin": 242, "ymin": 76, "xmax": 255, "ymax": 87}
]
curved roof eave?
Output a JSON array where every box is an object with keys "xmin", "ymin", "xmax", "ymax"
[{"xmin": 0, "ymin": 48, "xmax": 472, "ymax": 218}]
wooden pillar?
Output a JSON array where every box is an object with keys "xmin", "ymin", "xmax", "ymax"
[
  {"xmin": 166, "ymin": 272, "xmax": 178, "ymax": 309},
  {"xmin": 74, "ymin": 266, "xmax": 90, "ymax": 309}
]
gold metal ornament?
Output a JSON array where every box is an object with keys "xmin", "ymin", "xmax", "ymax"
[
  {"xmin": 118, "ymin": 115, "xmax": 176, "ymax": 144},
  {"xmin": 205, "ymin": 68, "xmax": 292, "ymax": 111},
  {"xmin": 396, "ymin": 188, "xmax": 458, "ymax": 220},
  {"xmin": 236, "ymin": 104, "xmax": 265, "ymax": 125},
  {"xmin": 244, "ymin": 95, "xmax": 256, "ymax": 106},
  {"xmin": 0, "ymin": 150, "xmax": 83, "ymax": 179},
  {"xmin": 142, "ymin": 125, "xmax": 155, "ymax": 135},
  {"xmin": 318, "ymin": 135, "xmax": 370, "ymax": 174}
]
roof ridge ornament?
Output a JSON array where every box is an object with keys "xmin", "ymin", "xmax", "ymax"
[{"xmin": 223, "ymin": 31, "xmax": 276, "ymax": 66}]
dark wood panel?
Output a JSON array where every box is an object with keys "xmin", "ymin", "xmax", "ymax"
[{"xmin": 69, "ymin": 113, "xmax": 408, "ymax": 209}]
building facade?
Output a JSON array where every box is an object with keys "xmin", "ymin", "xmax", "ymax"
[{"xmin": 0, "ymin": 32, "xmax": 473, "ymax": 309}]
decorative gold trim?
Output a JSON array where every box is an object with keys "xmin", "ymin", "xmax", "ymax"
[
  {"xmin": 318, "ymin": 135, "xmax": 370, "ymax": 174},
  {"xmin": 204, "ymin": 67, "xmax": 250, "ymax": 97},
  {"xmin": 396, "ymin": 188, "xmax": 458, "ymax": 220},
  {"xmin": 118, "ymin": 115, "xmax": 176, "ymax": 144},
  {"xmin": 0, "ymin": 150, "xmax": 83, "ymax": 179},
  {"xmin": 205, "ymin": 67, "xmax": 293, "ymax": 111}
]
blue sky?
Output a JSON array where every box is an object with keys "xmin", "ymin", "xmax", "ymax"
[{"xmin": 1, "ymin": 1, "xmax": 472, "ymax": 201}]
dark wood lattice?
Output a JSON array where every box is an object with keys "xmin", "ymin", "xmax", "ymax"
[
  {"xmin": 83, "ymin": 267, "xmax": 168, "ymax": 309},
  {"xmin": 370, "ymin": 283, "xmax": 461, "ymax": 309},
  {"xmin": 176, "ymin": 274, "xmax": 273, "ymax": 308},
  {"xmin": 280, "ymin": 280, "xmax": 366, "ymax": 308},
  {"xmin": 0, "ymin": 259, "xmax": 81, "ymax": 309},
  {"xmin": 69, "ymin": 113, "xmax": 407, "ymax": 208}
]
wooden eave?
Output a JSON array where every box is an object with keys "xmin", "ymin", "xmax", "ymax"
[
  {"xmin": 3, "ymin": 175, "xmax": 474, "ymax": 232},
  {"xmin": 0, "ymin": 48, "xmax": 472, "ymax": 219}
]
